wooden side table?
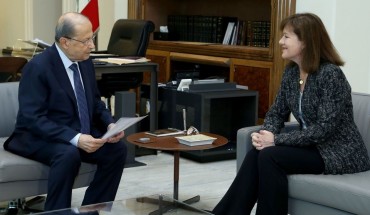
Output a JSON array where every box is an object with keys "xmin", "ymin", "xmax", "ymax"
[
  {"xmin": 126, "ymin": 132, "xmax": 227, "ymax": 213},
  {"xmin": 140, "ymin": 85, "xmax": 258, "ymax": 162}
]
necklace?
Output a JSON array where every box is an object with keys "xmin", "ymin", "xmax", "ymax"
[{"xmin": 299, "ymin": 79, "xmax": 304, "ymax": 85}]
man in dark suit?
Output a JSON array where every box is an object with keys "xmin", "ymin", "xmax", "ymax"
[{"xmin": 4, "ymin": 12, "xmax": 127, "ymax": 211}]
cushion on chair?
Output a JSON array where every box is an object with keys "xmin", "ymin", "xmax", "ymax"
[
  {"xmin": 0, "ymin": 138, "xmax": 48, "ymax": 182},
  {"xmin": 0, "ymin": 82, "xmax": 19, "ymax": 137},
  {"xmin": 351, "ymin": 92, "xmax": 370, "ymax": 158},
  {"xmin": 0, "ymin": 138, "xmax": 96, "ymax": 184},
  {"xmin": 288, "ymin": 172, "xmax": 370, "ymax": 215}
]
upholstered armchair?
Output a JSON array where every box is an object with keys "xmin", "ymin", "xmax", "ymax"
[
  {"xmin": 0, "ymin": 82, "xmax": 97, "ymax": 213},
  {"xmin": 236, "ymin": 92, "xmax": 370, "ymax": 215}
]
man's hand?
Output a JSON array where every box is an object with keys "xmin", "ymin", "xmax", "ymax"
[
  {"xmin": 251, "ymin": 130, "xmax": 275, "ymax": 150},
  {"xmin": 105, "ymin": 123, "xmax": 125, "ymax": 143},
  {"xmin": 77, "ymin": 134, "xmax": 106, "ymax": 153}
]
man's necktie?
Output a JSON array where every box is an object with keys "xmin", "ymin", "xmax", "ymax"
[{"xmin": 70, "ymin": 63, "xmax": 90, "ymax": 134}]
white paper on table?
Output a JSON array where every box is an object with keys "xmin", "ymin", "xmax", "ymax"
[{"xmin": 101, "ymin": 115, "xmax": 147, "ymax": 139}]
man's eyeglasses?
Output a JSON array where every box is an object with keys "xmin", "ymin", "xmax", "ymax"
[{"xmin": 64, "ymin": 34, "xmax": 96, "ymax": 46}]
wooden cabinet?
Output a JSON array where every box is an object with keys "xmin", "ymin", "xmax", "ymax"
[
  {"xmin": 129, "ymin": 0, "xmax": 296, "ymax": 119},
  {"xmin": 232, "ymin": 59, "xmax": 273, "ymax": 119},
  {"xmin": 143, "ymin": 49, "xmax": 170, "ymax": 84}
]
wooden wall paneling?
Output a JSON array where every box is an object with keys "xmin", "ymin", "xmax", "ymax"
[
  {"xmin": 145, "ymin": 49, "xmax": 170, "ymax": 84},
  {"xmin": 232, "ymin": 59, "xmax": 273, "ymax": 119},
  {"xmin": 132, "ymin": 0, "xmax": 296, "ymax": 120},
  {"xmin": 128, "ymin": 0, "xmax": 141, "ymax": 19},
  {"xmin": 270, "ymin": 0, "xmax": 296, "ymax": 104}
]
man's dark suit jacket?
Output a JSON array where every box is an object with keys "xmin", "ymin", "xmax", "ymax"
[{"xmin": 4, "ymin": 44, "xmax": 114, "ymax": 156}]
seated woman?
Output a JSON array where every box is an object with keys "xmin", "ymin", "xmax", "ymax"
[{"xmin": 212, "ymin": 12, "xmax": 370, "ymax": 215}]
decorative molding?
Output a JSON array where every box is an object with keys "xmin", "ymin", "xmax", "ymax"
[
  {"xmin": 270, "ymin": 0, "xmax": 296, "ymax": 103},
  {"xmin": 128, "ymin": 0, "xmax": 141, "ymax": 19},
  {"xmin": 24, "ymin": 0, "xmax": 33, "ymax": 40},
  {"xmin": 62, "ymin": 0, "xmax": 77, "ymax": 13}
]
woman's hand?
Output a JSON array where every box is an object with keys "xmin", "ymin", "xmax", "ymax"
[{"xmin": 251, "ymin": 130, "xmax": 275, "ymax": 150}]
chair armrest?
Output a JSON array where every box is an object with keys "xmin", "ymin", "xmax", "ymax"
[
  {"xmin": 236, "ymin": 122, "xmax": 300, "ymax": 171},
  {"xmin": 236, "ymin": 125, "xmax": 262, "ymax": 171}
]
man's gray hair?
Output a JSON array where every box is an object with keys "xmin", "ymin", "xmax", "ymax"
[{"xmin": 54, "ymin": 12, "xmax": 89, "ymax": 43}]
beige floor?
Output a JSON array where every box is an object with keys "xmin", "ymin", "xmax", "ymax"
[
  {"xmin": 1, "ymin": 151, "xmax": 257, "ymax": 214},
  {"xmin": 72, "ymin": 151, "xmax": 237, "ymax": 211}
]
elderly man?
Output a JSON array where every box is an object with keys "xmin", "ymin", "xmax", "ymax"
[{"xmin": 4, "ymin": 12, "xmax": 127, "ymax": 210}]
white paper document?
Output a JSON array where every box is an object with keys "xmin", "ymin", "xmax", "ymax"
[
  {"xmin": 101, "ymin": 115, "xmax": 147, "ymax": 139},
  {"xmin": 95, "ymin": 57, "xmax": 150, "ymax": 65}
]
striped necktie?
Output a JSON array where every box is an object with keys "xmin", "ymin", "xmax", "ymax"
[{"xmin": 70, "ymin": 63, "xmax": 90, "ymax": 134}]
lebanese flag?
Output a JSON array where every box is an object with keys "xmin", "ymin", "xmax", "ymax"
[{"xmin": 81, "ymin": 0, "xmax": 100, "ymax": 33}]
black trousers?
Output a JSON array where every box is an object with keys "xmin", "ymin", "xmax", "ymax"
[
  {"xmin": 29, "ymin": 141, "xmax": 127, "ymax": 211},
  {"xmin": 212, "ymin": 146, "xmax": 324, "ymax": 215}
]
